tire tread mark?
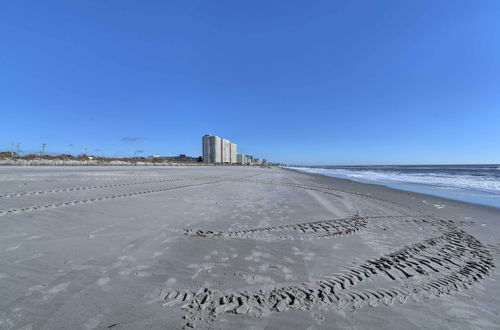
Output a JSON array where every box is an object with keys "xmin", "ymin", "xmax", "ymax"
[{"xmin": 0, "ymin": 180, "xmax": 225, "ymax": 217}]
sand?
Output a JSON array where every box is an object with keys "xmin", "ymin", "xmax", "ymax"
[{"xmin": 0, "ymin": 166, "xmax": 498, "ymax": 329}]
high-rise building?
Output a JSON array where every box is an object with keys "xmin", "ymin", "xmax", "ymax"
[
  {"xmin": 202, "ymin": 135, "xmax": 266, "ymax": 165},
  {"xmin": 202, "ymin": 135, "xmax": 222, "ymax": 163},
  {"xmin": 221, "ymin": 139, "xmax": 231, "ymax": 163},
  {"xmin": 203, "ymin": 135, "xmax": 238, "ymax": 164},
  {"xmin": 230, "ymin": 143, "xmax": 237, "ymax": 164}
]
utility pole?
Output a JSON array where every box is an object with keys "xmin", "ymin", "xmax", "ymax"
[
  {"xmin": 40, "ymin": 143, "xmax": 46, "ymax": 156},
  {"xmin": 16, "ymin": 142, "xmax": 20, "ymax": 157}
]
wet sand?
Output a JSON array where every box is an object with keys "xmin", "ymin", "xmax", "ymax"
[{"xmin": 0, "ymin": 166, "xmax": 499, "ymax": 329}]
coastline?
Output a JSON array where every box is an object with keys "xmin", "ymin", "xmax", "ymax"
[
  {"xmin": 1, "ymin": 166, "xmax": 498, "ymax": 329},
  {"xmin": 285, "ymin": 166, "xmax": 500, "ymax": 210},
  {"xmin": 283, "ymin": 166, "xmax": 500, "ymax": 212}
]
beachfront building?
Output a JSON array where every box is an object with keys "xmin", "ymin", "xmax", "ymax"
[
  {"xmin": 203, "ymin": 135, "xmax": 267, "ymax": 165},
  {"xmin": 221, "ymin": 139, "xmax": 231, "ymax": 163},
  {"xmin": 230, "ymin": 143, "xmax": 237, "ymax": 164},
  {"xmin": 202, "ymin": 135, "xmax": 222, "ymax": 163},
  {"xmin": 203, "ymin": 135, "xmax": 237, "ymax": 164}
]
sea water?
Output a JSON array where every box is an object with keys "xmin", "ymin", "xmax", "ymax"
[{"xmin": 287, "ymin": 165, "xmax": 500, "ymax": 209}]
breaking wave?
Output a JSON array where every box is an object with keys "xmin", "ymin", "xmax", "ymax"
[{"xmin": 287, "ymin": 165, "xmax": 500, "ymax": 195}]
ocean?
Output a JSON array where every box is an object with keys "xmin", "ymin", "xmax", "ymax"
[{"xmin": 287, "ymin": 164, "xmax": 500, "ymax": 209}]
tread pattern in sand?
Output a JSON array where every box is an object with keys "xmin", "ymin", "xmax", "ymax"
[
  {"xmin": 0, "ymin": 176, "xmax": 219, "ymax": 199},
  {"xmin": 184, "ymin": 215, "xmax": 368, "ymax": 240},
  {"xmin": 184, "ymin": 215, "xmax": 459, "ymax": 241},
  {"xmin": 158, "ymin": 227, "xmax": 493, "ymax": 327},
  {"xmin": 220, "ymin": 178, "xmax": 407, "ymax": 206},
  {"xmin": 0, "ymin": 178, "xmax": 375, "ymax": 218},
  {"xmin": 155, "ymin": 179, "xmax": 496, "ymax": 328},
  {"xmin": 0, "ymin": 180, "xmax": 225, "ymax": 217}
]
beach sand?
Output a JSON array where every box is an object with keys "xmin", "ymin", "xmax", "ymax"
[{"xmin": 0, "ymin": 166, "xmax": 499, "ymax": 329}]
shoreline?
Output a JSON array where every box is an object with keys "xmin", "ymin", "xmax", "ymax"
[{"xmin": 284, "ymin": 166, "xmax": 500, "ymax": 210}]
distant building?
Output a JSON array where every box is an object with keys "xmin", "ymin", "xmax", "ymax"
[
  {"xmin": 203, "ymin": 135, "xmax": 237, "ymax": 164},
  {"xmin": 230, "ymin": 143, "xmax": 237, "ymax": 164},
  {"xmin": 202, "ymin": 135, "xmax": 267, "ymax": 165},
  {"xmin": 203, "ymin": 135, "xmax": 222, "ymax": 163},
  {"xmin": 173, "ymin": 154, "xmax": 199, "ymax": 162},
  {"xmin": 262, "ymin": 159, "xmax": 268, "ymax": 166},
  {"xmin": 221, "ymin": 139, "xmax": 231, "ymax": 163}
]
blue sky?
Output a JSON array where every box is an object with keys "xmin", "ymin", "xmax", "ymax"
[{"xmin": 1, "ymin": 0, "xmax": 499, "ymax": 165}]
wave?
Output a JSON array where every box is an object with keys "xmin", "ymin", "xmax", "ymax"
[{"xmin": 287, "ymin": 167, "xmax": 500, "ymax": 195}]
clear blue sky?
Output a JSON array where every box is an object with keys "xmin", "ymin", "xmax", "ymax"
[{"xmin": 1, "ymin": 1, "xmax": 499, "ymax": 165}]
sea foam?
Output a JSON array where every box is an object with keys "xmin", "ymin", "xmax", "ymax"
[{"xmin": 287, "ymin": 166, "xmax": 500, "ymax": 195}]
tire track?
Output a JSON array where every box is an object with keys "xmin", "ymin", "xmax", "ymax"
[
  {"xmin": 0, "ymin": 180, "xmax": 226, "ymax": 217},
  {"xmin": 183, "ymin": 215, "xmax": 457, "ymax": 241},
  {"xmin": 158, "ymin": 229, "xmax": 494, "ymax": 328},
  {"xmin": 220, "ymin": 177, "xmax": 398, "ymax": 203},
  {"xmin": 184, "ymin": 215, "xmax": 368, "ymax": 240},
  {"xmin": 222, "ymin": 178, "xmax": 344, "ymax": 198},
  {"xmin": 0, "ymin": 176, "xmax": 215, "ymax": 199},
  {"xmin": 143, "ymin": 175, "xmax": 494, "ymax": 327},
  {"xmin": 0, "ymin": 177, "xmax": 351, "ymax": 218}
]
